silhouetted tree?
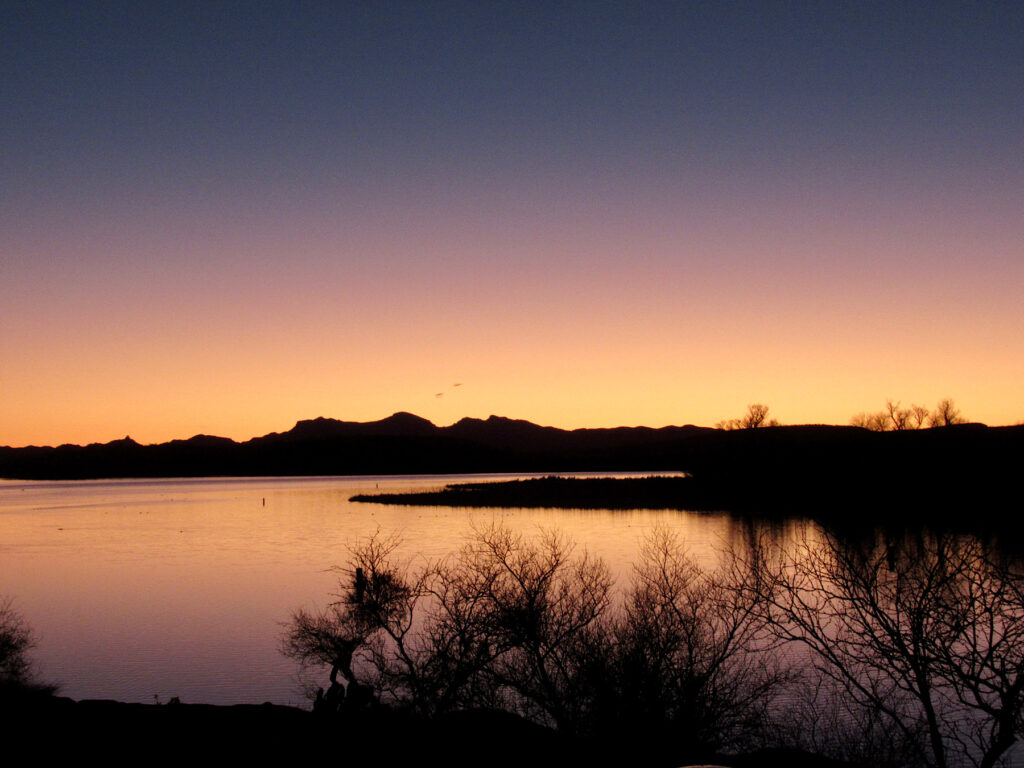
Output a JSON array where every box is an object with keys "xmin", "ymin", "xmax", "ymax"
[
  {"xmin": 909, "ymin": 404, "xmax": 931, "ymax": 430},
  {"xmin": 282, "ymin": 531, "xmax": 417, "ymax": 706},
  {"xmin": 284, "ymin": 526, "xmax": 610, "ymax": 721},
  {"xmin": 607, "ymin": 528, "xmax": 787, "ymax": 753},
  {"xmin": 930, "ymin": 398, "xmax": 965, "ymax": 427},
  {"xmin": 852, "ymin": 398, "xmax": 967, "ymax": 431},
  {"xmin": 748, "ymin": 530, "xmax": 1024, "ymax": 768},
  {"xmin": 467, "ymin": 523, "xmax": 613, "ymax": 733},
  {"xmin": 851, "ymin": 410, "xmax": 890, "ymax": 431},
  {"xmin": 0, "ymin": 598, "xmax": 54, "ymax": 697},
  {"xmin": 0, "ymin": 599, "xmax": 33, "ymax": 686},
  {"xmin": 885, "ymin": 400, "xmax": 911, "ymax": 431},
  {"xmin": 284, "ymin": 524, "xmax": 785, "ymax": 754},
  {"xmin": 717, "ymin": 404, "xmax": 779, "ymax": 430}
]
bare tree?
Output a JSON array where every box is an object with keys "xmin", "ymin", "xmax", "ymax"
[
  {"xmin": 282, "ymin": 531, "xmax": 423, "ymax": 708},
  {"xmin": 851, "ymin": 411, "xmax": 890, "ymax": 431},
  {"xmin": 749, "ymin": 530, "xmax": 1024, "ymax": 768},
  {"xmin": 283, "ymin": 524, "xmax": 784, "ymax": 755},
  {"xmin": 466, "ymin": 522, "xmax": 613, "ymax": 733},
  {"xmin": 931, "ymin": 399, "xmax": 966, "ymax": 427},
  {"xmin": 610, "ymin": 527, "xmax": 787, "ymax": 752},
  {"xmin": 927, "ymin": 546, "xmax": 1024, "ymax": 767},
  {"xmin": 717, "ymin": 404, "xmax": 780, "ymax": 430},
  {"xmin": 0, "ymin": 598, "xmax": 55, "ymax": 697},
  {"xmin": 777, "ymin": 670, "xmax": 925, "ymax": 768},
  {"xmin": 886, "ymin": 400, "xmax": 911, "ymax": 431},
  {"xmin": 909, "ymin": 404, "xmax": 932, "ymax": 430},
  {"xmin": 284, "ymin": 525, "xmax": 613, "ymax": 723},
  {"xmin": 852, "ymin": 399, "xmax": 966, "ymax": 431},
  {"xmin": 0, "ymin": 599, "xmax": 34, "ymax": 685}
]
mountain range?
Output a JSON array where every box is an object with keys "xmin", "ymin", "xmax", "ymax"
[
  {"xmin": 2, "ymin": 413, "xmax": 1022, "ymax": 517},
  {"xmin": 0, "ymin": 412, "xmax": 708, "ymax": 479}
]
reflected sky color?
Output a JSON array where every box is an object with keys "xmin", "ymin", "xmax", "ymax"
[
  {"xmin": 3, "ymin": 2, "xmax": 1023, "ymax": 446},
  {"xmin": 0, "ymin": 474, "xmax": 764, "ymax": 704}
]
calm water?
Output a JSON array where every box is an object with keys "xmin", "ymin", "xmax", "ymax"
[{"xmin": 0, "ymin": 473, "xmax": 776, "ymax": 706}]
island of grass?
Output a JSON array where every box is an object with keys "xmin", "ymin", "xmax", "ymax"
[
  {"xmin": 350, "ymin": 475, "xmax": 724, "ymax": 511},
  {"xmin": 350, "ymin": 463, "xmax": 1022, "ymax": 530}
]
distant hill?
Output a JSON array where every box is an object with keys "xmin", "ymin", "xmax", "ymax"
[
  {"xmin": 2, "ymin": 415, "xmax": 1022, "ymax": 523},
  {"xmin": 0, "ymin": 413, "xmax": 711, "ymax": 479}
]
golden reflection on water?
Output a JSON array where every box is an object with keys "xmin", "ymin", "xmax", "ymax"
[{"xmin": 0, "ymin": 475, "xmax": 809, "ymax": 705}]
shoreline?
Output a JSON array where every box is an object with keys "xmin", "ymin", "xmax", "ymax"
[{"xmin": 350, "ymin": 473, "xmax": 1022, "ymax": 533}]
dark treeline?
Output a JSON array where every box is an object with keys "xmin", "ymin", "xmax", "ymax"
[{"xmin": 2, "ymin": 414, "xmax": 1021, "ymax": 524}]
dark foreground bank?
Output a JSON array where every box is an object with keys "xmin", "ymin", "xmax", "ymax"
[{"xmin": 4, "ymin": 689, "xmax": 859, "ymax": 768}]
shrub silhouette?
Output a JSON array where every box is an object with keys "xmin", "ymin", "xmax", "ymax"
[
  {"xmin": 600, "ymin": 527, "xmax": 786, "ymax": 752},
  {"xmin": 287, "ymin": 523, "xmax": 1024, "ymax": 766},
  {"xmin": 284, "ymin": 524, "xmax": 786, "ymax": 756},
  {"xmin": 0, "ymin": 598, "xmax": 55, "ymax": 698}
]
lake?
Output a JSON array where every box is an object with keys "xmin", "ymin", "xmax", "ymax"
[{"xmin": 0, "ymin": 473, "xmax": 776, "ymax": 707}]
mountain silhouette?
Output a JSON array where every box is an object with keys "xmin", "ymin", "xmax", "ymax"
[{"xmin": 1, "ymin": 415, "xmax": 1022, "ymax": 526}]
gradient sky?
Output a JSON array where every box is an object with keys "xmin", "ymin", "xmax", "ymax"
[{"xmin": 3, "ymin": 1, "xmax": 1023, "ymax": 447}]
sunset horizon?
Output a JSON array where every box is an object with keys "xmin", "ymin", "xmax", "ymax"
[
  {"xmin": 5, "ymin": 2, "xmax": 1022, "ymax": 449},
  {"xmin": 0, "ymin": 395, "xmax": 1011, "ymax": 451},
  {"xmin": 7, "ymin": 6, "xmax": 1024, "ymax": 760}
]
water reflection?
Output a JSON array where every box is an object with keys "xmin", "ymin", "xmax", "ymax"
[
  {"xmin": 0, "ymin": 474, "xmax": 755, "ymax": 706},
  {"xmin": 8, "ymin": 476, "xmax": 1024, "ymax": 763}
]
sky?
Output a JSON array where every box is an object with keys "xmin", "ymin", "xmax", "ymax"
[{"xmin": 3, "ymin": 1, "xmax": 1023, "ymax": 447}]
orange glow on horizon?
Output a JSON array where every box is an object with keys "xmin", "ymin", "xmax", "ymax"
[{"xmin": 4, "ymin": 149, "xmax": 1022, "ymax": 449}]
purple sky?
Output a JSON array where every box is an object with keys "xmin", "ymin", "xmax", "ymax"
[{"xmin": 3, "ymin": 2, "xmax": 1023, "ymax": 445}]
